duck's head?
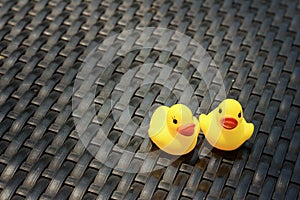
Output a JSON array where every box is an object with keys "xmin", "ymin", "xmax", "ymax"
[
  {"xmin": 166, "ymin": 104, "xmax": 195, "ymax": 137},
  {"xmin": 214, "ymin": 99, "xmax": 243, "ymax": 130}
]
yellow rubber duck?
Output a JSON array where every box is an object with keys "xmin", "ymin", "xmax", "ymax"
[
  {"xmin": 148, "ymin": 104, "xmax": 200, "ymax": 155},
  {"xmin": 199, "ymin": 99, "xmax": 254, "ymax": 151}
]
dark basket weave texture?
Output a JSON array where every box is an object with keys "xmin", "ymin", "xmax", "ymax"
[{"xmin": 0, "ymin": 0, "xmax": 299, "ymax": 199}]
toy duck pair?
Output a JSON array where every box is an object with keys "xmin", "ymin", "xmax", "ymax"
[{"xmin": 148, "ymin": 99, "xmax": 254, "ymax": 155}]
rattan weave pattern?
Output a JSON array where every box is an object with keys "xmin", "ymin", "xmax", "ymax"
[{"xmin": 0, "ymin": 0, "xmax": 299, "ymax": 199}]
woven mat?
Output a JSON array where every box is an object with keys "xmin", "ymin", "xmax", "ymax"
[{"xmin": 0, "ymin": 0, "xmax": 299, "ymax": 199}]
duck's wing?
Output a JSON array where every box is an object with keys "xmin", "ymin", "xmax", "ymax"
[
  {"xmin": 244, "ymin": 121, "xmax": 254, "ymax": 140},
  {"xmin": 148, "ymin": 106, "xmax": 169, "ymax": 137},
  {"xmin": 199, "ymin": 113, "xmax": 209, "ymax": 134}
]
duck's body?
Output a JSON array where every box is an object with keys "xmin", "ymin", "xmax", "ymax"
[
  {"xmin": 148, "ymin": 104, "xmax": 200, "ymax": 155},
  {"xmin": 199, "ymin": 99, "xmax": 254, "ymax": 151}
]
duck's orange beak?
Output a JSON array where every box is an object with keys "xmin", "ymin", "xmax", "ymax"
[
  {"xmin": 221, "ymin": 117, "xmax": 238, "ymax": 130},
  {"xmin": 177, "ymin": 123, "xmax": 195, "ymax": 136}
]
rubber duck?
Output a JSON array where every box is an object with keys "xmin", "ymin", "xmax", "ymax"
[
  {"xmin": 199, "ymin": 99, "xmax": 254, "ymax": 151},
  {"xmin": 148, "ymin": 104, "xmax": 200, "ymax": 155}
]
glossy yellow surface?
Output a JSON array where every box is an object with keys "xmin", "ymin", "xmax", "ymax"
[
  {"xmin": 199, "ymin": 99, "xmax": 254, "ymax": 151},
  {"xmin": 148, "ymin": 104, "xmax": 200, "ymax": 155}
]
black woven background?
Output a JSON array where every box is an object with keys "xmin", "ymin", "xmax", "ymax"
[{"xmin": 0, "ymin": 0, "xmax": 299, "ymax": 199}]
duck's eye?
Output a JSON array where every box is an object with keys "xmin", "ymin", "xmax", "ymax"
[
  {"xmin": 238, "ymin": 112, "xmax": 241, "ymax": 118},
  {"xmin": 173, "ymin": 119, "xmax": 178, "ymax": 124},
  {"xmin": 218, "ymin": 108, "xmax": 222, "ymax": 113}
]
